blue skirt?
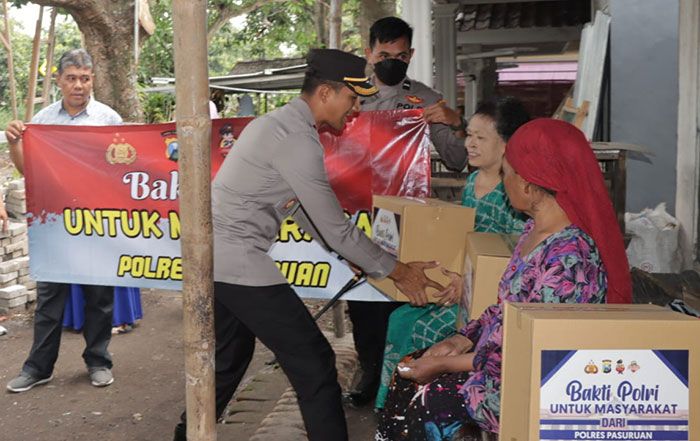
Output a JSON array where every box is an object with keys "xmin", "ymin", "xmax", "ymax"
[{"xmin": 62, "ymin": 285, "xmax": 143, "ymax": 331}]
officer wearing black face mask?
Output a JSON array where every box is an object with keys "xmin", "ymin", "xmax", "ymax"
[
  {"xmin": 362, "ymin": 16, "xmax": 468, "ymax": 172},
  {"xmin": 342, "ymin": 16, "xmax": 469, "ymax": 410}
]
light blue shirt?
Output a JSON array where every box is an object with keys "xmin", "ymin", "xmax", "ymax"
[{"xmin": 31, "ymin": 98, "xmax": 122, "ymax": 126}]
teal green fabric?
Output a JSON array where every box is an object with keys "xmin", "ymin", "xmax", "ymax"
[
  {"xmin": 375, "ymin": 171, "xmax": 525, "ymax": 409},
  {"xmin": 461, "ymin": 171, "xmax": 527, "ymax": 233}
]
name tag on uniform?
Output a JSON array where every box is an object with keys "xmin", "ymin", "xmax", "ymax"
[{"xmin": 275, "ymin": 197, "xmax": 300, "ymax": 216}]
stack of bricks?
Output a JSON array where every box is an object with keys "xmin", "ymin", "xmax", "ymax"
[
  {"xmin": 4, "ymin": 179, "xmax": 26, "ymax": 220},
  {"xmin": 0, "ymin": 178, "xmax": 36, "ymax": 315}
]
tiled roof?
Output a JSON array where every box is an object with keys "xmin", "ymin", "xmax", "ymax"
[{"xmin": 457, "ymin": 0, "xmax": 590, "ymax": 32}]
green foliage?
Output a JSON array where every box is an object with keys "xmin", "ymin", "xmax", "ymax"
[
  {"xmin": 3, "ymin": 0, "xmax": 373, "ymax": 121},
  {"xmin": 139, "ymin": 88, "xmax": 175, "ymax": 123},
  {"xmin": 0, "ymin": 12, "xmax": 83, "ymax": 119},
  {"xmin": 0, "ymin": 19, "xmax": 33, "ymax": 114}
]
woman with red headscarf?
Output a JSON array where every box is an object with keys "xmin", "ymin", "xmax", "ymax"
[{"xmin": 376, "ymin": 119, "xmax": 632, "ymax": 440}]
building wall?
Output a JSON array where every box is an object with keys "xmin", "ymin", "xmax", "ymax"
[{"xmin": 610, "ymin": 0, "xmax": 679, "ymax": 214}]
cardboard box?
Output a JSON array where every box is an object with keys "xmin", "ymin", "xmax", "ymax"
[
  {"xmin": 456, "ymin": 232, "xmax": 517, "ymax": 329},
  {"xmin": 368, "ymin": 196, "xmax": 474, "ymax": 302},
  {"xmin": 500, "ymin": 302, "xmax": 700, "ymax": 441}
]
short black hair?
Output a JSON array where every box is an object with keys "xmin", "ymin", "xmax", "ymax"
[
  {"xmin": 369, "ymin": 17, "xmax": 413, "ymax": 49},
  {"xmin": 301, "ymin": 71, "xmax": 346, "ymax": 95},
  {"xmin": 473, "ymin": 96, "xmax": 531, "ymax": 142}
]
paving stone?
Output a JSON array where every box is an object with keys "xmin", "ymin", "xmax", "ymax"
[
  {"xmin": 0, "ymin": 294, "xmax": 26, "ymax": 308},
  {"xmin": 5, "ymin": 240, "xmax": 26, "ymax": 254},
  {"xmin": 0, "ymin": 271, "xmax": 18, "ymax": 284},
  {"xmin": 7, "ymin": 179, "xmax": 24, "ymax": 191},
  {"xmin": 227, "ymin": 400, "xmax": 268, "ymax": 413},
  {"xmin": 0, "ymin": 260, "xmax": 19, "ymax": 274},
  {"xmin": 0, "ymin": 284, "xmax": 26, "ymax": 299},
  {"xmin": 9, "ymin": 222, "xmax": 27, "ymax": 236},
  {"xmin": 222, "ymin": 411, "xmax": 266, "ymax": 425}
]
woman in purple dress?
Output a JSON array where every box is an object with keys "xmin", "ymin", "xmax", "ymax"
[{"xmin": 376, "ymin": 119, "xmax": 632, "ymax": 440}]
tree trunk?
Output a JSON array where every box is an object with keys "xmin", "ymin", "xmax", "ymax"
[
  {"xmin": 314, "ymin": 0, "xmax": 328, "ymax": 48},
  {"xmin": 329, "ymin": 0, "xmax": 342, "ymax": 49},
  {"xmin": 33, "ymin": 0, "xmax": 147, "ymax": 122},
  {"xmin": 359, "ymin": 0, "xmax": 397, "ymax": 49}
]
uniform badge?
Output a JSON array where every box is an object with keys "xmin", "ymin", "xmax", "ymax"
[
  {"xmin": 218, "ymin": 123, "xmax": 236, "ymax": 157},
  {"xmin": 405, "ymin": 95, "xmax": 423, "ymax": 104},
  {"xmin": 161, "ymin": 130, "xmax": 179, "ymax": 162},
  {"xmin": 106, "ymin": 134, "xmax": 137, "ymax": 165},
  {"xmin": 282, "ymin": 198, "xmax": 299, "ymax": 210}
]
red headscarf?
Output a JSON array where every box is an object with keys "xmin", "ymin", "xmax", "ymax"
[{"xmin": 505, "ymin": 118, "xmax": 632, "ymax": 304}]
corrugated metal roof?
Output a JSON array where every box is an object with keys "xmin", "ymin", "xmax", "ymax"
[
  {"xmin": 458, "ymin": 1, "xmax": 590, "ymax": 32},
  {"xmin": 227, "ymin": 57, "xmax": 306, "ymax": 75}
]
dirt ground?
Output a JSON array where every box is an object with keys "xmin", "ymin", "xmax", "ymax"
[{"xmin": 0, "ymin": 291, "xmax": 376, "ymax": 441}]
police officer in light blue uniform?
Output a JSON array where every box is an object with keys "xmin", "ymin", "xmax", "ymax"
[
  {"xmin": 344, "ymin": 16, "xmax": 469, "ymax": 408},
  {"xmin": 173, "ymin": 48, "xmax": 449, "ymax": 441}
]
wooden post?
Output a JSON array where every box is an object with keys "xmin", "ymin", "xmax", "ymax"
[
  {"xmin": 172, "ymin": 1, "xmax": 216, "ymax": 440},
  {"xmin": 41, "ymin": 8, "xmax": 57, "ymax": 109},
  {"xmin": 328, "ymin": 0, "xmax": 346, "ymax": 338},
  {"xmin": 2, "ymin": 0, "xmax": 18, "ymax": 119},
  {"xmin": 24, "ymin": 6, "xmax": 43, "ymax": 121}
]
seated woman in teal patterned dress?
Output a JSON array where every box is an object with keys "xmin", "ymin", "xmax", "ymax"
[
  {"xmin": 375, "ymin": 97, "xmax": 530, "ymax": 410},
  {"xmin": 375, "ymin": 119, "xmax": 633, "ymax": 440}
]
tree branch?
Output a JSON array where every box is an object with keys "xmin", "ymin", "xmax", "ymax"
[
  {"xmin": 28, "ymin": 0, "xmax": 85, "ymax": 8},
  {"xmin": 206, "ymin": 0, "xmax": 286, "ymax": 43}
]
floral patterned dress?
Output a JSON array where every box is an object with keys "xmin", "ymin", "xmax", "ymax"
[
  {"xmin": 376, "ymin": 220, "xmax": 607, "ymax": 440},
  {"xmin": 375, "ymin": 172, "xmax": 526, "ymax": 410}
]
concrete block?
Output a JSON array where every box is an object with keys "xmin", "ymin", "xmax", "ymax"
[
  {"xmin": 0, "ymin": 271, "xmax": 18, "ymax": 284},
  {"xmin": 5, "ymin": 240, "xmax": 25, "ymax": 254},
  {"xmin": 0, "ymin": 260, "xmax": 19, "ymax": 274},
  {"xmin": 0, "ymin": 284, "xmax": 26, "ymax": 300},
  {"xmin": 8, "ymin": 190, "xmax": 25, "ymax": 200},
  {"xmin": 8, "ymin": 179, "xmax": 24, "ymax": 191},
  {"xmin": 8, "ymin": 223, "xmax": 27, "ymax": 237},
  {"xmin": 15, "ymin": 256, "xmax": 29, "ymax": 268},
  {"xmin": 0, "ymin": 294, "xmax": 26, "ymax": 308},
  {"xmin": 26, "ymin": 289, "xmax": 37, "ymax": 303}
]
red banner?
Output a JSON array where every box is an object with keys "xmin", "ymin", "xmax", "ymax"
[{"xmin": 23, "ymin": 109, "xmax": 431, "ymax": 299}]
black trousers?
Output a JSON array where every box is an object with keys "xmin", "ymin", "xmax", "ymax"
[
  {"xmin": 22, "ymin": 282, "xmax": 114, "ymax": 378},
  {"xmin": 346, "ymin": 300, "xmax": 402, "ymax": 394},
  {"xmin": 212, "ymin": 282, "xmax": 347, "ymax": 441}
]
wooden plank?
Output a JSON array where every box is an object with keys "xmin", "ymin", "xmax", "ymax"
[
  {"xmin": 40, "ymin": 8, "xmax": 57, "ymax": 109},
  {"xmin": 24, "ymin": 6, "xmax": 43, "ymax": 121},
  {"xmin": 676, "ymin": 0, "xmax": 700, "ymax": 268}
]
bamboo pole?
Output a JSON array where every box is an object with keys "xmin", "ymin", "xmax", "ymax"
[
  {"xmin": 2, "ymin": 0, "xmax": 18, "ymax": 119},
  {"xmin": 40, "ymin": 8, "xmax": 57, "ymax": 109},
  {"xmin": 24, "ymin": 6, "xmax": 43, "ymax": 121},
  {"xmin": 328, "ymin": 0, "xmax": 346, "ymax": 338},
  {"xmin": 172, "ymin": 1, "xmax": 216, "ymax": 440}
]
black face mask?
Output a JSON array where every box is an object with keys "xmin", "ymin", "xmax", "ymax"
[{"xmin": 373, "ymin": 58, "xmax": 408, "ymax": 86}]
